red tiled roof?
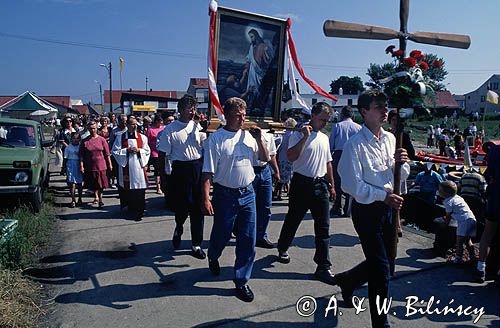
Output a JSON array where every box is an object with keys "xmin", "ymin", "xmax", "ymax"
[
  {"xmin": 72, "ymin": 105, "xmax": 89, "ymax": 115},
  {"xmin": 425, "ymin": 91, "xmax": 459, "ymax": 108},
  {"xmin": 189, "ymin": 78, "xmax": 208, "ymax": 88},
  {"xmin": 103, "ymin": 90, "xmax": 177, "ymax": 103},
  {"xmin": 0, "ymin": 95, "xmax": 71, "ymax": 107}
]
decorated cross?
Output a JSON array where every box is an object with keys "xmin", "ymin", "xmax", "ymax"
[{"xmin": 323, "ymin": 0, "xmax": 471, "ymax": 265}]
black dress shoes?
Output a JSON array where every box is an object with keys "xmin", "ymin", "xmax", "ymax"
[
  {"xmin": 256, "ymin": 237, "xmax": 274, "ymax": 249},
  {"xmin": 191, "ymin": 246, "xmax": 206, "ymax": 259},
  {"xmin": 236, "ymin": 285, "xmax": 254, "ymax": 302},
  {"xmin": 208, "ymin": 258, "xmax": 220, "ymax": 275},
  {"xmin": 315, "ymin": 268, "xmax": 338, "ymax": 285},
  {"xmin": 329, "ymin": 272, "xmax": 354, "ymax": 308},
  {"xmin": 172, "ymin": 226, "xmax": 182, "ymax": 249}
]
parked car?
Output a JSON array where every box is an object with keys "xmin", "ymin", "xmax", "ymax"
[{"xmin": 0, "ymin": 118, "xmax": 52, "ymax": 211}]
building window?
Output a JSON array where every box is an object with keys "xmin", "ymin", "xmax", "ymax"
[
  {"xmin": 312, "ymin": 98, "xmax": 317, "ymax": 105},
  {"xmin": 489, "ymin": 82, "xmax": 499, "ymax": 90},
  {"xmin": 468, "ymin": 95, "xmax": 471, "ymax": 100},
  {"xmin": 480, "ymin": 96, "xmax": 485, "ymax": 102},
  {"xmin": 158, "ymin": 102, "xmax": 167, "ymax": 108},
  {"xmin": 134, "ymin": 101, "xmax": 144, "ymax": 105}
]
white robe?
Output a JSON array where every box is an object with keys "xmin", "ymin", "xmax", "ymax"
[{"xmin": 112, "ymin": 132, "xmax": 151, "ymax": 190}]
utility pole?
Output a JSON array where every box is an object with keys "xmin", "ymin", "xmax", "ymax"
[
  {"xmin": 146, "ymin": 76, "xmax": 148, "ymax": 94},
  {"xmin": 100, "ymin": 62, "xmax": 113, "ymax": 113}
]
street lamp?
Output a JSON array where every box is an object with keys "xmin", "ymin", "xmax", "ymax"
[
  {"xmin": 94, "ymin": 80, "xmax": 103, "ymax": 106},
  {"xmin": 100, "ymin": 62, "xmax": 112, "ymax": 113}
]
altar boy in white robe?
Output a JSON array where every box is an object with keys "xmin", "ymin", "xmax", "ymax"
[{"xmin": 112, "ymin": 116, "xmax": 151, "ymax": 221}]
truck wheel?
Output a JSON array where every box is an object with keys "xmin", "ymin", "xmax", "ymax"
[{"xmin": 29, "ymin": 186, "xmax": 43, "ymax": 212}]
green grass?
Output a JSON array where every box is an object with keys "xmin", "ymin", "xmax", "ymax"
[
  {"xmin": 0, "ymin": 201, "xmax": 56, "ymax": 270},
  {"xmin": 405, "ymin": 117, "xmax": 500, "ymax": 145},
  {"xmin": 0, "ymin": 199, "xmax": 56, "ymax": 328}
]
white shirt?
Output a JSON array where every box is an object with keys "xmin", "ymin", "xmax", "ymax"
[
  {"xmin": 255, "ymin": 130, "xmax": 277, "ymax": 167},
  {"xmin": 203, "ymin": 128, "xmax": 259, "ymax": 188},
  {"xmin": 443, "ymin": 195, "xmax": 476, "ymax": 236},
  {"xmin": 338, "ymin": 125, "xmax": 410, "ymax": 204},
  {"xmin": 157, "ymin": 120, "xmax": 206, "ymax": 161},
  {"xmin": 288, "ymin": 130, "xmax": 332, "ymax": 178},
  {"xmin": 156, "ymin": 127, "xmax": 172, "ymax": 175}
]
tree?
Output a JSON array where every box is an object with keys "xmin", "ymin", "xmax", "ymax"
[
  {"xmin": 366, "ymin": 52, "xmax": 448, "ymax": 92},
  {"xmin": 329, "ymin": 76, "xmax": 365, "ymax": 95}
]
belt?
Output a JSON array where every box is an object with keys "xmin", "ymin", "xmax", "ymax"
[
  {"xmin": 253, "ymin": 165, "xmax": 269, "ymax": 172},
  {"xmin": 213, "ymin": 183, "xmax": 252, "ymax": 193},
  {"xmin": 172, "ymin": 158, "xmax": 202, "ymax": 165},
  {"xmin": 293, "ymin": 172, "xmax": 326, "ymax": 184}
]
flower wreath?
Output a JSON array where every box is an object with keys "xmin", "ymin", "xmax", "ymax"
[{"xmin": 380, "ymin": 46, "xmax": 442, "ymax": 111}]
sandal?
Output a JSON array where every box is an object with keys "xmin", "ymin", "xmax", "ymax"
[
  {"xmin": 69, "ymin": 201, "xmax": 76, "ymax": 208},
  {"xmin": 92, "ymin": 199, "xmax": 99, "ymax": 205},
  {"xmin": 98, "ymin": 201, "xmax": 104, "ymax": 208}
]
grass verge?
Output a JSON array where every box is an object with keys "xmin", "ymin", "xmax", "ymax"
[
  {"xmin": 0, "ymin": 199, "xmax": 56, "ymax": 328},
  {"xmin": 0, "ymin": 270, "xmax": 44, "ymax": 328}
]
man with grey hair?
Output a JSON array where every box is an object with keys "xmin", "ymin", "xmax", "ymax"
[
  {"xmin": 329, "ymin": 106, "xmax": 361, "ymax": 217},
  {"xmin": 202, "ymin": 97, "xmax": 270, "ymax": 302}
]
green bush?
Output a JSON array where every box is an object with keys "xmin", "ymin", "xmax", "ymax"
[{"xmin": 0, "ymin": 203, "xmax": 56, "ymax": 270}]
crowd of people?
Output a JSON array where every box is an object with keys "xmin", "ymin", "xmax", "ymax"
[{"xmin": 48, "ymin": 91, "xmax": 499, "ymax": 328}]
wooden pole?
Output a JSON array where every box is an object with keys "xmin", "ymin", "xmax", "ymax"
[{"xmin": 390, "ymin": 108, "xmax": 404, "ymax": 263}]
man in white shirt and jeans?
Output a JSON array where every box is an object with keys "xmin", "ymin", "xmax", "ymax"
[
  {"xmin": 276, "ymin": 102, "xmax": 337, "ymax": 285},
  {"xmin": 334, "ymin": 90, "xmax": 409, "ymax": 328},
  {"xmin": 202, "ymin": 97, "xmax": 270, "ymax": 303}
]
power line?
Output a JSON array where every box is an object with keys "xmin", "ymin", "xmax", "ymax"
[
  {"xmin": 0, "ymin": 31, "xmax": 204, "ymax": 60},
  {"xmin": 1, "ymin": 31, "xmax": 497, "ymax": 74}
]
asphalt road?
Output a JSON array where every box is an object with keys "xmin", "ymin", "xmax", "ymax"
[{"xmin": 30, "ymin": 167, "xmax": 499, "ymax": 328}]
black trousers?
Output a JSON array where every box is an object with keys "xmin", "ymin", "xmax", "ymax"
[
  {"xmin": 171, "ymin": 159, "xmax": 204, "ymax": 246},
  {"xmin": 332, "ymin": 150, "xmax": 350, "ymax": 214},
  {"xmin": 118, "ymin": 187, "xmax": 146, "ymax": 219},
  {"xmin": 342, "ymin": 200, "xmax": 393, "ymax": 328},
  {"xmin": 277, "ymin": 173, "xmax": 332, "ymax": 270}
]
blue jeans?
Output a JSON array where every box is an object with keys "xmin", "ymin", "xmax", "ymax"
[
  {"xmin": 252, "ymin": 165, "xmax": 273, "ymax": 240},
  {"xmin": 208, "ymin": 183, "xmax": 256, "ymax": 288}
]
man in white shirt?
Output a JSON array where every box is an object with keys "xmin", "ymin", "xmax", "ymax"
[
  {"xmin": 202, "ymin": 97, "xmax": 270, "ymax": 303},
  {"xmin": 158, "ymin": 95, "xmax": 207, "ymax": 259},
  {"xmin": 334, "ymin": 90, "xmax": 409, "ymax": 328},
  {"xmin": 329, "ymin": 106, "xmax": 361, "ymax": 217},
  {"xmin": 276, "ymin": 102, "xmax": 337, "ymax": 285}
]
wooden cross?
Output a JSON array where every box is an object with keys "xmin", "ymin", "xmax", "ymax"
[{"xmin": 323, "ymin": 0, "xmax": 471, "ymax": 265}]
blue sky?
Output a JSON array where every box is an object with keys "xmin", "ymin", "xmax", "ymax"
[{"xmin": 0, "ymin": 0, "xmax": 498, "ymax": 103}]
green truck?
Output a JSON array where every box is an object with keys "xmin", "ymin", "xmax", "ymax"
[{"xmin": 0, "ymin": 118, "xmax": 52, "ymax": 211}]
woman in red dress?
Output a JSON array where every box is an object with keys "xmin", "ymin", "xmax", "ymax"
[{"xmin": 80, "ymin": 121, "xmax": 112, "ymax": 208}]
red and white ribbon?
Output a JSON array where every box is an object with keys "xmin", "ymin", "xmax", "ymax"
[
  {"xmin": 286, "ymin": 41, "xmax": 310, "ymax": 114},
  {"xmin": 208, "ymin": 0, "xmax": 226, "ymax": 124}
]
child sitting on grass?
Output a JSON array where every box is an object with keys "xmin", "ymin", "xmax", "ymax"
[
  {"xmin": 438, "ymin": 180, "xmax": 477, "ymax": 263},
  {"xmin": 64, "ymin": 132, "xmax": 83, "ymax": 208}
]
